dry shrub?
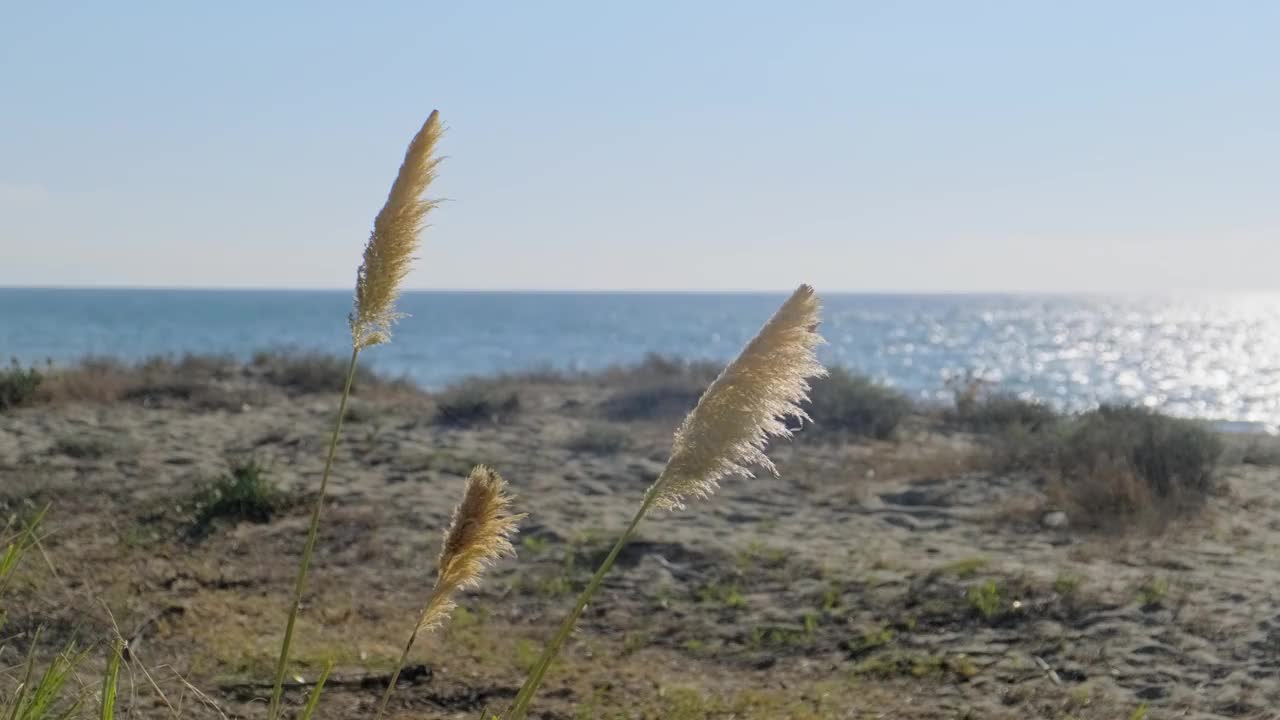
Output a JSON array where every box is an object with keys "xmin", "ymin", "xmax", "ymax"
[
  {"xmin": 1039, "ymin": 406, "xmax": 1223, "ymax": 530},
  {"xmin": 802, "ymin": 368, "xmax": 913, "ymax": 440},
  {"xmin": 33, "ymin": 352, "xmax": 418, "ymax": 408},
  {"xmin": 251, "ymin": 350, "xmax": 375, "ymax": 394},
  {"xmin": 35, "ymin": 357, "xmax": 133, "ymax": 403},
  {"xmin": 949, "ymin": 391, "xmax": 1058, "ymax": 433}
]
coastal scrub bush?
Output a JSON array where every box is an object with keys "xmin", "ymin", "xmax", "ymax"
[
  {"xmin": 803, "ymin": 367, "xmax": 912, "ymax": 440},
  {"xmin": 250, "ymin": 350, "xmax": 393, "ymax": 395},
  {"xmin": 0, "ymin": 361, "xmax": 42, "ymax": 411},
  {"xmin": 949, "ymin": 391, "xmax": 1059, "ymax": 433},
  {"xmin": 1047, "ymin": 405, "xmax": 1223, "ymax": 529},
  {"xmin": 434, "ymin": 381, "xmax": 520, "ymax": 426},
  {"xmin": 597, "ymin": 354, "xmax": 719, "ymax": 422}
]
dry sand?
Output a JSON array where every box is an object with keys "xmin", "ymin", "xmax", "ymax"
[{"xmin": 2, "ymin": 366, "xmax": 1280, "ymax": 719}]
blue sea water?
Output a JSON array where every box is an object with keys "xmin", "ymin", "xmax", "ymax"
[{"xmin": 2, "ymin": 288, "xmax": 1279, "ymax": 430}]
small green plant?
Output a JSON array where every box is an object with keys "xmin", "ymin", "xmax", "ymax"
[
  {"xmin": 521, "ymin": 536, "xmax": 551, "ymax": 554},
  {"xmin": 1054, "ymin": 572, "xmax": 1082, "ymax": 596},
  {"xmin": 696, "ymin": 581, "xmax": 747, "ymax": 609},
  {"xmin": 941, "ymin": 557, "xmax": 988, "ymax": 578},
  {"xmin": 966, "ymin": 580, "xmax": 1001, "ymax": 619},
  {"xmin": 1129, "ymin": 702, "xmax": 1149, "ymax": 720},
  {"xmin": 820, "ymin": 584, "xmax": 840, "ymax": 611},
  {"xmin": 0, "ymin": 361, "xmax": 43, "ymax": 412},
  {"xmin": 1136, "ymin": 577, "xmax": 1169, "ymax": 608},
  {"xmin": 845, "ymin": 625, "xmax": 895, "ymax": 657},
  {"xmin": 192, "ymin": 459, "xmax": 281, "ymax": 534}
]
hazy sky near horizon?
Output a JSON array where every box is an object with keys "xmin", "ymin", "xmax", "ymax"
[{"xmin": 2, "ymin": 2, "xmax": 1278, "ymax": 292}]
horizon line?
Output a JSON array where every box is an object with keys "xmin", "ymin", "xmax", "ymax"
[{"xmin": 0, "ymin": 284, "xmax": 1274, "ymax": 297}]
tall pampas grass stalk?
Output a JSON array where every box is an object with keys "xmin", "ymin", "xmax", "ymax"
[
  {"xmin": 375, "ymin": 466, "xmax": 523, "ymax": 720},
  {"xmin": 504, "ymin": 285, "xmax": 826, "ymax": 720},
  {"xmin": 266, "ymin": 110, "xmax": 444, "ymax": 720}
]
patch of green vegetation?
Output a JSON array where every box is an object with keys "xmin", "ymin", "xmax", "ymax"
[
  {"xmin": 851, "ymin": 651, "xmax": 977, "ymax": 681},
  {"xmin": 736, "ymin": 539, "xmax": 787, "ymax": 569},
  {"xmin": 52, "ymin": 433, "xmax": 118, "ymax": 460},
  {"xmin": 191, "ymin": 459, "xmax": 281, "ymax": 536},
  {"xmin": 965, "ymin": 580, "xmax": 1002, "ymax": 619},
  {"xmin": 514, "ymin": 638, "xmax": 541, "ymax": 673},
  {"xmin": 566, "ymin": 425, "xmax": 630, "ymax": 454},
  {"xmin": 696, "ymin": 581, "xmax": 747, "ymax": 610},
  {"xmin": 846, "ymin": 625, "xmax": 894, "ymax": 656},
  {"xmin": 1054, "ymin": 572, "xmax": 1082, "ymax": 596},
  {"xmin": 1136, "ymin": 577, "xmax": 1169, "ymax": 608},
  {"xmin": 620, "ymin": 630, "xmax": 650, "ymax": 656},
  {"xmin": 654, "ymin": 685, "xmax": 843, "ymax": 720},
  {"xmin": 941, "ymin": 557, "xmax": 988, "ymax": 578},
  {"xmin": 820, "ymin": 584, "xmax": 841, "ymax": 611},
  {"xmin": 0, "ymin": 361, "xmax": 42, "ymax": 412},
  {"xmin": 521, "ymin": 535, "xmax": 551, "ymax": 554},
  {"xmin": 1129, "ymin": 702, "xmax": 1149, "ymax": 720}
]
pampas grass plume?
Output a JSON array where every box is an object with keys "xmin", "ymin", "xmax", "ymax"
[
  {"xmin": 505, "ymin": 285, "xmax": 826, "ymax": 720},
  {"xmin": 350, "ymin": 110, "xmax": 444, "ymax": 349},
  {"xmin": 650, "ymin": 284, "xmax": 826, "ymax": 510},
  {"xmin": 376, "ymin": 466, "xmax": 523, "ymax": 720},
  {"xmin": 419, "ymin": 465, "xmax": 524, "ymax": 631}
]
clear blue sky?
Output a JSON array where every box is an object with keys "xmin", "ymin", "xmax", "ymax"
[{"xmin": 2, "ymin": 1, "xmax": 1277, "ymax": 292}]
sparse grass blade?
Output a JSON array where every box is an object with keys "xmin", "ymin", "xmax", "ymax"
[
  {"xmin": 7, "ymin": 639, "xmax": 84, "ymax": 720},
  {"xmin": 298, "ymin": 660, "xmax": 333, "ymax": 720},
  {"xmin": 0, "ymin": 506, "xmax": 48, "ymax": 602},
  {"xmin": 5, "ymin": 629, "xmax": 42, "ymax": 720},
  {"xmin": 99, "ymin": 639, "xmax": 123, "ymax": 720}
]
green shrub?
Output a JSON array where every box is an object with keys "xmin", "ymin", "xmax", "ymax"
[
  {"xmin": 192, "ymin": 459, "xmax": 282, "ymax": 535},
  {"xmin": 803, "ymin": 368, "xmax": 912, "ymax": 440},
  {"xmin": 434, "ymin": 382, "xmax": 520, "ymax": 426},
  {"xmin": 0, "ymin": 361, "xmax": 42, "ymax": 412}
]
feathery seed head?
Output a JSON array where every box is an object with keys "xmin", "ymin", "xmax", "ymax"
[
  {"xmin": 350, "ymin": 110, "xmax": 444, "ymax": 349},
  {"xmin": 418, "ymin": 465, "xmax": 524, "ymax": 632},
  {"xmin": 649, "ymin": 285, "xmax": 826, "ymax": 511}
]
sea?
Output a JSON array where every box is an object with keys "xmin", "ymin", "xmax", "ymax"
[{"xmin": 2, "ymin": 288, "xmax": 1278, "ymax": 432}]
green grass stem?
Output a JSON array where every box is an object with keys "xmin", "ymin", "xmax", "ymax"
[{"xmin": 266, "ymin": 347, "xmax": 360, "ymax": 720}]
